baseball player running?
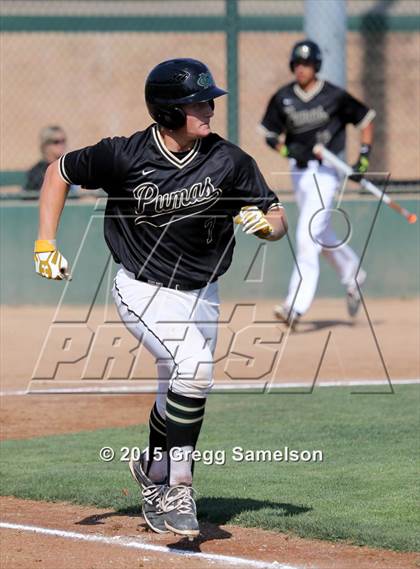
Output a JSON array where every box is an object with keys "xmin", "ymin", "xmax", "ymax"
[
  {"xmin": 261, "ymin": 40, "xmax": 375, "ymax": 329},
  {"xmin": 34, "ymin": 58, "xmax": 287, "ymax": 538}
]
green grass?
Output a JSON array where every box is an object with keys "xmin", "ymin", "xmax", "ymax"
[{"xmin": 1, "ymin": 385, "xmax": 419, "ymax": 552}]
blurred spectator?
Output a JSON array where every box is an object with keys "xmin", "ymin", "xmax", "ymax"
[{"xmin": 22, "ymin": 126, "xmax": 78, "ymax": 194}]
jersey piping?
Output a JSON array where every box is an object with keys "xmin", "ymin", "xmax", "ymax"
[
  {"xmin": 152, "ymin": 125, "xmax": 202, "ymax": 169},
  {"xmin": 355, "ymin": 108, "xmax": 376, "ymax": 129},
  {"xmin": 293, "ymin": 80, "xmax": 325, "ymax": 102},
  {"xmin": 257, "ymin": 123, "xmax": 280, "ymax": 137},
  {"xmin": 58, "ymin": 153, "xmax": 73, "ymax": 185}
]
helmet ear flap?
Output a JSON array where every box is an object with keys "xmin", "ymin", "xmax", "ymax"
[{"xmin": 148, "ymin": 105, "xmax": 186, "ymax": 130}]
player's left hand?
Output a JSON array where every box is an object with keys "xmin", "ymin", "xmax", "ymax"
[
  {"xmin": 234, "ymin": 206, "xmax": 273, "ymax": 238},
  {"xmin": 34, "ymin": 239, "xmax": 72, "ymax": 280},
  {"xmin": 350, "ymin": 144, "xmax": 371, "ymax": 182}
]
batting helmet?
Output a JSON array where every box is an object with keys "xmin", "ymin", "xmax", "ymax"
[
  {"xmin": 289, "ymin": 40, "xmax": 322, "ymax": 72},
  {"xmin": 145, "ymin": 58, "xmax": 227, "ymax": 130}
]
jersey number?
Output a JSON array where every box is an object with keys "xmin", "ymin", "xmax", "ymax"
[{"xmin": 205, "ymin": 218, "xmax": 216, "ymax": 244}]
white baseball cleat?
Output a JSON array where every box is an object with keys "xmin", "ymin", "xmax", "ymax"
[
  {"xmin": 346, "ymin": 269, "xmax": 367, "ymax": 318},
  {"xmin": 274, "ymin": 304, "xmax": 301, "ymax": 331}
]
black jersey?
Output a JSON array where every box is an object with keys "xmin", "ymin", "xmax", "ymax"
[
  {"xmin": 261, "ymin": 80, "xmax": 375, "ymax": 163},
  {"xmin": 59, "ymin": 124, "xmax": 280, "ymax": 287}
]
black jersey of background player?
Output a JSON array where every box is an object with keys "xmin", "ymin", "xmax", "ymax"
[
  {"xmin": 59, "ymin": 124, "xmax": 279, "ymax": 286},
  {"xmin": 261, "ymin": 80, "xmax": 374, "ymax": 164}
]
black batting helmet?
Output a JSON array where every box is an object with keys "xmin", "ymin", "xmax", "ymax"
[
  {"xmin": 289, "ymin": 40, "xmax": 322, "ymax": 72},
  {"xmin": 145, "ymin": 58, "xmax": 227, "ymax": 130}
]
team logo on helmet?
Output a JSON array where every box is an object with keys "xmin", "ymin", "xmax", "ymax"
[
  {"xmin": 295, "ymin": 45, "xmax": 310, "ymax": 59},
  {"xmin": 197, "ymin": 72, "xmax": 213, "ymax": 88}
]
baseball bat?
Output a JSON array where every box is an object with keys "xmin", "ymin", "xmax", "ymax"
[{"xmin": 313, "ymin": 144, "xmax": 417, "ymax": 225}]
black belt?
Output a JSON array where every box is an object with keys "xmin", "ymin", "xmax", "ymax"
[
  {"xmin": 295, "ymin": 158, "xmax": 322, "ymax": 169},
  {"xmin": 136, "ymin": 275, "xmax": 217, "ymax": 291}
]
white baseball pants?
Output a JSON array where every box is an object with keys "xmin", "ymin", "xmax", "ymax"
[
  {"xmin": 285, "ymin": 160, "xmax": 360, "ymax": 315},
  {"xmin": 112, "ymin": 266, "xmax": 219, "ymax": 417}
]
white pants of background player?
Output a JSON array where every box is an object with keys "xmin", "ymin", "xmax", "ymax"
[
  {"xmin": 285, "ymin": 160, "xmax": 360, "ymax": 315},
  {"xmin": 112, "ymin": 265, "xmax": 219, "ymax": 415}
]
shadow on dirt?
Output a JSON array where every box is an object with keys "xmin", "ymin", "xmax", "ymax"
[
  {"xmin": 76, "ymin": 497, "xmax": 311, "ymax": 549},
  {"xmin": 169, "ymin": 497, "xmax": 311, "ymax": 550},
  {"xmin": 295, "ymin": 318, "xmax": 382, "ymax": 334}
]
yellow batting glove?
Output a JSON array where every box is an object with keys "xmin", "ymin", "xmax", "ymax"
[
  {"xmin": 34, "ymin": 240, "xmax": 72, "ymax": 281},
  {"xmin": 234, "ymin": 206, "xmax": 273, "ymax": 238}
]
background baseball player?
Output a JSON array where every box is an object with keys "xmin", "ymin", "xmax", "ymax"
[
  {"xmin": 261, "ymin": 40, "xmax": 375, "ymax": 329},
  {"xmin": 34, "ymin": 58, "xmax": 287, "ymax": 538}
]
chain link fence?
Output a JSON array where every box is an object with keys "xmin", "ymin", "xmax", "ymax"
[{"xmin": 1, "ymin": 0, "xmax": 419, "ymax": 191}]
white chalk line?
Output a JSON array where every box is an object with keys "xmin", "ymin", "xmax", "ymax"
[
  {"xmin": 0, "ymin": 521, "xmax": 300, "ymax": 569},
  {"xmin": 1, "ymin": 389, "xmax": 29, "ymax": 396},
  {"xmin": 1, "ymin": 378, "xmax": 419, "ymax": 396}
]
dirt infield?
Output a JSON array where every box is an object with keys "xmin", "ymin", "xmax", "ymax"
[
  {"xmin": 3, "ymin": 297, "xmax": 419, "ymax": 390},
  {"xmin": 2, "ymin": 298, "xmax": 419, "ymax": 439},
  {"xmin": 1, "ymin": 497, "xmax": 418, "ymax": 569},
  {"xmin": 1, "ymin": 298, "xmax": 419, "ymax": 567}
]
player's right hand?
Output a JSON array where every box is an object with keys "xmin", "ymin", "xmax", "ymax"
[
  {"xmin": 34, "ymin": 239, "xmax": 72, "ymax": 280},
  {"xmin": 349, "ymin": 144, "xmax": 371, "ymax": 182}
]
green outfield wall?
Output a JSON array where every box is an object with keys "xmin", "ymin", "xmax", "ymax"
[{"xmin": 0, "ymin": 198, "xmax": 418, "ymax": 306}]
